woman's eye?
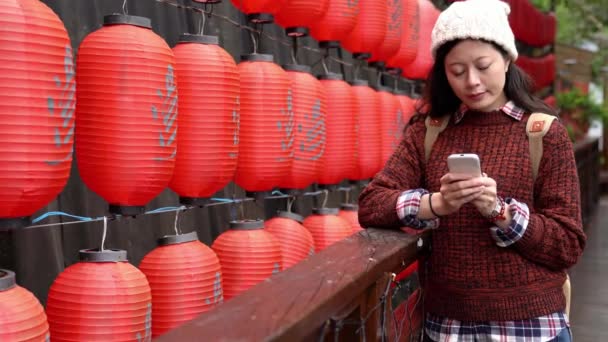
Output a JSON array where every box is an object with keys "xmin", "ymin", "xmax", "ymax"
[{"xmin": 477, "ymin": 64, "xmax": 490, "ymax": 71}]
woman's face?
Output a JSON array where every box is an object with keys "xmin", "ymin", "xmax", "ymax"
[{"xmin": 444, "ymin": 40, "xmax": 510, "ymax": 112}]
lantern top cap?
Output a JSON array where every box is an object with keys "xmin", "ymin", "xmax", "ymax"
[
  {"xmin": 104, "ymin": 14, "xmax": 152, "ymax": 29},
  {"xmin": 241, "ymin": 54, "xmax": 274, "ymax": 63},
  {"xmin": 340, "ymin": 203, "xmax": 359, "ymax": 212},
  {"xmin": 178, "ymin": 34, "xmax": 219, "ymax": 45},
  {"xmin": 282, "ymin": 64, "xmax": 312, "ymax": 74},
  {"xmin": 349, "ymin": 79, "xmax": 369, "ymax": 87},
  {"xmin": 312, "ymin": 208, "xmax": 340, "ymax": 215},
  {"xmin": 318, "ymin": 72, "xmax": 343, "ymax": 81},
  {"xmin": 230, "ymin": 219, "xmax": 265, "ymax": 230},
  {"xmin": 0, "ymin": 269, "xmax": 16, "ymax": 291},
  {"xmin": 157, "ymin": 231, "xmax": 199, "ymax": 246},
  {"xmin": 79, "ymin": 248, "xmax": 128, "ymax": 263},
  {"xmin": 275, "ymin": 211, "xmax": 304, "ymax": 223}
]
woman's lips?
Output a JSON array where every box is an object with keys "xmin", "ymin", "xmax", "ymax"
[{"xmin": 467, "ymin": 92, "xmax": 486, "ymax": 101}]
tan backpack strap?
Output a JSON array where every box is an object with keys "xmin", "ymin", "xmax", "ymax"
[
  {"xmin": 526, "ymin": 113, "xmax": 557, "ymax": 181},
  {"xmin": 424, "ymin": 116, "xmax": 450, "ymax": 163}
]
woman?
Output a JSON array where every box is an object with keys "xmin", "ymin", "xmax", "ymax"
[{"xmin": 358, "ymin": 0, "xmax": 586, "ymax": 341}]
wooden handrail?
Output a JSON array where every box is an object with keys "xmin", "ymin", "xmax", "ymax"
[{"xmin": 157, "ymin": 228, "xmax": 428, "ymax": 341}]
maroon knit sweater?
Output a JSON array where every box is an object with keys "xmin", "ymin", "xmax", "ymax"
[{"xmin": 358, "ymin": 110, "xmax": 587, "ymax": 321}]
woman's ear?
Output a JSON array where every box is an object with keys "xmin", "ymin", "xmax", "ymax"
[{"xmin": 505, "ymin": 60, "xmax": 511, "ymax": 73}]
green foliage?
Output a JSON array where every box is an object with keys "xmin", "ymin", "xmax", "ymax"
[{"xmin": 556, "ymin": 88, "xmax": 608, "ymax": 122}]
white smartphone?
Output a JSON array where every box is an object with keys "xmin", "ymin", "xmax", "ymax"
[{"xmin": 447, "ymin": 153, "xmax": 482, "ymax": 177}]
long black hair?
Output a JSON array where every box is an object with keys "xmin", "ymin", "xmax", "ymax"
[{"xmin": 417, "ymin": 39, "xmax": 556, "ymax": 118}]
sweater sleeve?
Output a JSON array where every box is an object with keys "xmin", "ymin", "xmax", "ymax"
[
  {"xmin": 358, "ymin": 119, "xmax": 426, "ymax": 229},
  {"xmin": 511, "ymin": 120, "xmax": 587, "ymax": 271}
]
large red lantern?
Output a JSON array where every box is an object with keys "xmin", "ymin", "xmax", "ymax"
[
  {"xmin": 309, "ymin": 0, "xmax": 360, "ymax": 48},
  {"xmin": 169, "ymin": 34, "xmax": 239, "ymax": 206},
  {"xmin": 0, "ymin": 0, "xmax": 75, "ymax": 228},
  {"xmin": 317, "ymin": 73, "xmax": 356, "ymax": 186},
  {"xmin": 401, "ymin": 0, "xmax": 438, "ymax": 80},
  {"xmin": 280, "ymin": 65, "xmax": 326, "ymax": 191},
  {"xmin": 387, "ymin": 0, "xmax": 420, "ymax": 72},
  {"xmin": 46, "ymin": 249, "xmax": 152, "ymax": 341},
  {"xmin": 139, "ymin": 232, "xmax": 223, "ymax": 338},
  {"xmin": 377, "ymin": 87, "xmax": 403, "ymax": 166},
  {"xmin": 369, "ymin": 0, "xmax": 404, "ymax": 66},
  {"xmin": 395, "ymin": 90, "xmax": 417, "ymax": 126},
  {"xmin": 341, "ymin": 0, "xmax": 387, "ymax": 59},
  {"xmin": 265, "ymin": 211, "xmax": 315, "ymax": 270},
  {"xmin": 212, "ymin": 220, "xmax": 281, "ymax": 301},
  {"xmin": 303, "ymin": 208, "xmax": 352, "ymax": 252},
  {"xmin": 275, "ymin": 0, "xmax": 330, "ymax": 37},
  {"xmin": 339, "ymin": 204, "xmax": 364, "ymax": 234},
  {"xmin": 235, "ymin": 54, "xmax": 293, "ymax": 193},
  {"xmin": 230, "ymin": 0, "xmax": 288, "ymax": 23},
  {"xmin": 0, "ymin": 269, "xmax": 49, "ymax": 341},
  {"xmin": 350, "ymin": 80, "xmax": 381, "ymax": 181},
  {"xmin": 75, "ymin": 15, "xmax": 177, "ymax": 216}
]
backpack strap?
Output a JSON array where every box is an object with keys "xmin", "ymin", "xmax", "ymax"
[
  {"xmin": 424, "ymin": 116, "xmax": 450, "ymax": 163},
  {"xmin": 526, "ymin": 113, "xmax": 557, "ymax": 181}
]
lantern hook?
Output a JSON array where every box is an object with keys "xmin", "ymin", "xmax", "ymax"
[
  {"xmin": 122, "ymin": 0, "xmax": 128, "ymax": 15},
  {"xmin": 322, "ymin": 189, "xmax": 329, "ymax": 209},
  {"xmin": 287, "ymin": 197, "xmax": 295, "ymax": 213},
  {"xmin": 249, "ymin": 30, "xmax": 258, "ymax": 54},
  {"xmin": 174, "ymin": 205, "xmax": 186, "ymax": 235},
  {"xmin": 100, "ymin": 216, "xmax": 108, "ymax": 252},
  {"xmin": 291, "ymin": 37, "xmax": 298, "ymax": 64},
  {"xmin": 321, "ymin": 48, "xmax": 330, "ymax": 75}
]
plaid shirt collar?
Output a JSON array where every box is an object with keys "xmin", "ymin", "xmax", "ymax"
[{"xmin": 454, "ymin": 100, "xmax": 526, "ymax": 124}]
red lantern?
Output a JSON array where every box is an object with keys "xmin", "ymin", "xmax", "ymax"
[
  {"xmin": 169, "ymin": 34, "xmax": 239, "ymax": 206},
  {"xmin": 235, "ymin": 54, "xmax": 293, "ymax": 193},
  {"xmin": 400, "ymin": 0, "xmax": 438, "ymax": 80},
  {"xmin": 341, "ymin": 0, "xmax": 387, "ymax": 59},
  {"xmin": 75, "ymin": 15, "xmax": 177, "ymax": 216},
  {"xmin": 350, "ymin": 80, "xmax": 381, "ymax": 181},
  {"xmin": 377, "ymin": 87, "xmax": 404, "ymax": 165},
  {"xmin": 309, "ymin": 0, "xmax": 360, "ymax": 48},
  {"xmin": 369, "ymin": 0, "xmax": 404, "ymax": 65},
  {"xmin": 387, "ymin": 0, "xmax": 420, "ymax": 72},
  {"xmin": 281, "ymin": 65, "xmax": 326, "ymax": 191},
  {"xmin": 265, "ymin": 211, "xmax": 316, "ymax": 269},
  {"xmin": 0, "ymin": 269, "xmax": 49, "ymax": 341},
  {"xmin": 395, "ymin": 90, "xmax": 417, "ymax": 125},
  {"xmin": 139, "ymin": 232, "xmax": 223, "ymax": 338},
  {"xmin": 303, "ymin": 208, "xmax": 352, "ymax": 251},
  {"xmin": 0, "ymin": 0, "xmax": 75, "ymax": 228},
  {"xmin": 230, "ymin": 0, "xmax": 289, "ymax": 23},
  {"xmin": 46, "ymin": 249, "xmax": 152, "ymax": 341},
  {"xmin": 338, "ymin": 204, "xmax": 364, "ymax": 234},
  {"xmin": 317, "ymin": 73, "xmax": 356, "ymax": 186},
  {"xmin": 275, "ymin": 0, "xmax": 330, "ymax": 37},
  {"xmin": 211, "ymin": 220, "xmax": 281, "ymax": 301}
]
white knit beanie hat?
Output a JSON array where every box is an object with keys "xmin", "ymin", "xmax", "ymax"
[{"xmin": 430, "ymin": 0, "xmax": 518, "ymax": 61}]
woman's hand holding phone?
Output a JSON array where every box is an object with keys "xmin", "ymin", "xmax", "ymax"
[{"xmin": 435, "ymin": 173, "xmax": 486, "ymax": 216}]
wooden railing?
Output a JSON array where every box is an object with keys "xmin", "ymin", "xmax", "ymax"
[
  {"xmin": 573, "ymin": 137, "xmax": 601, "ymax": 227},
  {"xmin": 157, "ymin": 228, "xmax": 429, "ymax": 342}
]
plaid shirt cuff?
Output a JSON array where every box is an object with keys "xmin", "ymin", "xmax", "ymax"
[
  {"xmin": 396, "ymin": 189, "xmax": 440, "ymax": 230},
  {"xmin": 490, "ymin": 198, "xmax": 530, "ymax": 247}
]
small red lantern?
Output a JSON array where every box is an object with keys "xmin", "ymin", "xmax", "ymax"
[
  {"xmin": 350, "ymin": 80, "xmax": 382, "ymax": 180},
  {"xmin": 235, "ymin": 54, "xmax": 293, "ymax": 193},
  {"xmin": 170, "ymin": 34, "xmax": 240, "ymax": 206},
  {"xmin": 275, "ymin": 0, "xmax": 330, "ymax": 37},
  {"xmin": 230, "ymin": 0, "xmax": 288, "ymax": 23},
  {"xmin": 338, "ymin": 204, "xmax": 364, "ymax": 234},
  {"xmin": 75, "ymin": 15, "xmax": 177, "ymax": 216},
  {"xmin": 317, "ymin": 73, "xmax": 356, "ymax": 186},
  {"xmin": 265, "ymin": 211, "xmax": 316, "ymax": 269},
  {"xmin": 0, "ymin": 269, "xmax": 49, "ymax": 341},
  {"xmin": 341, "ymin": 0, "xmax": 387, "ymax": 59},
  {"xmin": 46, "ymin": 249, "xmax": 152, "ymax": 341},
  {"xmin": 369, "ymin": 0, "xmax": 404, "ymax": 65},
  {"xmin": 377, "ymin": 87, "xmax": 404, "ymax": 165},
  {"xmin": 309, "ymin": 0, "xmax": 360, "ymax": 48},
  {"xmin": 139, "ymin": 232, "xmax": 223, "ymax": 338},
  {"xmin": 212, "ymin": 220, "xmax": 282, "ymax": 301},
  {"xmin": 0, "ymin": 0, "xmax": 75, "ymax": 228},
  {"xmin": 401, "ymin": 0, "xmax": 438, "ymax": 80},
  {"xmin": 303, "ymin": 208, "xmax": 352, "ymax": 252},
  {"xmin": 281, "ymin": 65, "xmax": 326, "ymax": 191},
  {"xmin": 387, "ymin": 0, "xmax": 420, "ymax": 72}
]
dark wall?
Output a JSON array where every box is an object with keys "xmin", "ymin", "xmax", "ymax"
[{"xmin": 2, "ymin": 0, "xmax": 391, "ymax": 305}]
